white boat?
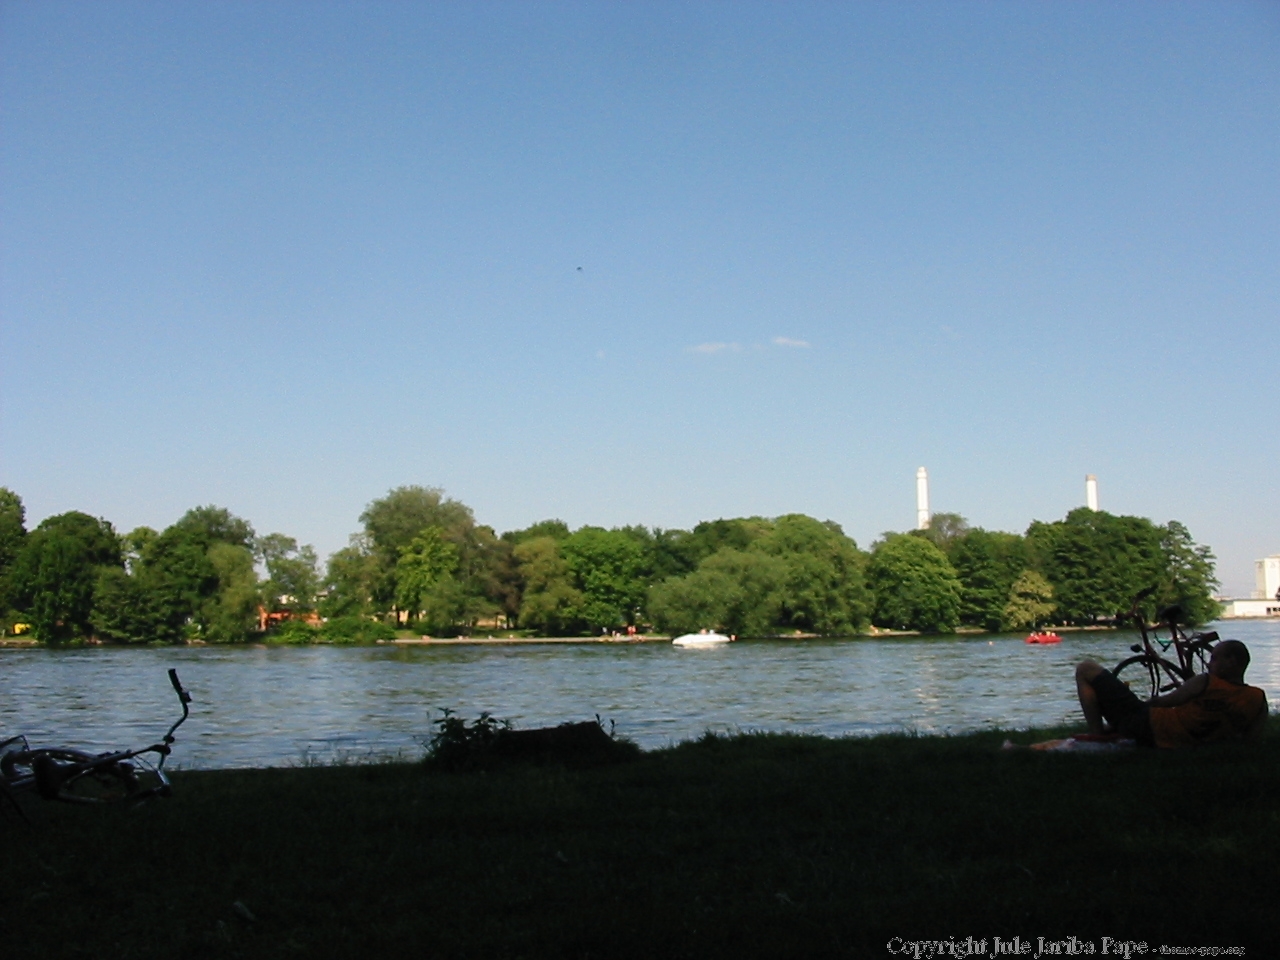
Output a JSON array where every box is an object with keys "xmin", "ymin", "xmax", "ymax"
[{"xmin": 672, "ymin": 631, "xmax": 733, "ymax": 647}]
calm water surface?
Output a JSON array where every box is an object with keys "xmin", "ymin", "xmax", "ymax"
[{"xmin": 3, "ymin": 621, "xmax": 1277, "ymax": 769}]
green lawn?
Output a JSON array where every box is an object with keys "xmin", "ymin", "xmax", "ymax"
[{"xmin": 4, "ymin": 727, "xmax": 1275, "ymax": 958}]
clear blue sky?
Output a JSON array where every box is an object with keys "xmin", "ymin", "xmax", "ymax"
[{"xmin": 2, "ymin": 2, "xmax": 1276, "ymax": 596}]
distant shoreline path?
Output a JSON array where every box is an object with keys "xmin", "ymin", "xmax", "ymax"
[
  {"xmin": 378, "ymin": 636, "xmax": 671, "ymax": 645},
  {"xmin": 376, "ymin": 626, "xmax": 1119, "ymax": 645}
]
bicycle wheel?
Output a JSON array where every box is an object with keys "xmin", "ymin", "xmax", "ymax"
[
  {"xmin": 31, "ymin": 750, "xmax": 144, "ymax": 804},
  {"xmin": 1113, "ymin": 656, "xmax": 1158, "ymax": 699},
  {"xmin": 1, "ymin": 736, "xmax": 30, "ymax": 784},
  {"xmin": 1113, "ymin": 655, "xmax": 1185, "ymax": 700}
]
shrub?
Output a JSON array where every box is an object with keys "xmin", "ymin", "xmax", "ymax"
[
  {"xmin": 425, "ymin": 709, "xmax": 512, "ymax": 771},
  {"xmin": 319, "ymin": 615, "xmax": 396, "ymax": 644},
  {"xmin": 425, "ymin": 710, "xmax": 640, "ymax": 772},
  {"xmin": 266, "ymin": 618, "xmax": 320, "ymax": 644}
]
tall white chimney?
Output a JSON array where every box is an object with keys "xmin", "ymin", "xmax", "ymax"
[
  {"xmin": 916, "ymin": 467, "xmax": 930, "ymax": 530},
  {"xmin": 1085, "ymin": 474, "xmax": 1099, "ymax": 512}
]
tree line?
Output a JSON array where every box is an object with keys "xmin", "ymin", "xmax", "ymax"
[{"xmin": 0, "ymin": 485, "xmax": 1219, "ymax": 643}]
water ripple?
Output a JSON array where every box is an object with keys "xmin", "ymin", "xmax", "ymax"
[{"xmin": 2, "ymin": 621, "xmax": 1276, "ymax": 769}]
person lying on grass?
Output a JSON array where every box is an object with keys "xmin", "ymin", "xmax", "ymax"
[{"xmin": 1075, "ymin": 640, "xmax": 1268, "ymax": 748}]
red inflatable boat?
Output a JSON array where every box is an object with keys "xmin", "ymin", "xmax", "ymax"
[{"xmin": 1025, "ymin": 632, "xmax": 1062, "ymax": 644}]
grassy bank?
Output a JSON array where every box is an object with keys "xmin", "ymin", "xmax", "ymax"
[{"xmin": 4, "ymin": 728, "xmax": 1276, "ymax": 958}]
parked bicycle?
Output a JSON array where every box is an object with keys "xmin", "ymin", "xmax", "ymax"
[
  {"xmin": 1112, "ymin": 587, "xmax": 1216, "ymax": 699},
  {"xmin": 1, "ymin": 669, "xmax": 191, "ymax": 809}
]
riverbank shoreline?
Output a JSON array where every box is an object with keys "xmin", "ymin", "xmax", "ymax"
[
  {"xmin": 0, "ymin": 623, "xmax": 1137, "ymax": 647},
  {"xmin": 6, "ymin": 726, "xmax": 1275, "ymax": 957}
]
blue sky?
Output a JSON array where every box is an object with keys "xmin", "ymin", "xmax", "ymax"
[{"xmin": 2, "ymin": 1, "xmax": 1276, "ymax": 596}]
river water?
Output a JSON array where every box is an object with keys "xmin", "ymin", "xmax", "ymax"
[{"xmin": 3, "ymin": 621, "xmax": 1278, "ymax": 770}]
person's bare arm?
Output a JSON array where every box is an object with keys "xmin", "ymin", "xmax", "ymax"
[{"xmin": 1147, "ymin": 673, "xmax": 1209, "ymax": 708}]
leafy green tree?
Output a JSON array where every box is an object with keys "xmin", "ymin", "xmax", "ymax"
[
  {"xmin": 132, "ymin": 524, "xmax": 220, "ymax": 642},
  {"xmin": 504, "ymin": 520, "xmax": 758, "ymax": 633},
  {"xmin": 647, "ymin": 527, "xmax": 703, "ymax": 581},
  {"xmin": 320, "ymin": 535, "xmax": 380, "ymax": 618},
  {"xmin": 173, "ymin": 505, "xmax": 255, "ymax": 550},
  {"xmin": 257, "ymin": 533, "xmax": 320, "ymax": 614},
  {"xmin": 513, "ymin": 536, "xmax": 583, "ymax": 634},
  {"xmin": 99, "ymin": 505, "xmax": 261, "ymax": 644},
  {"xmin": 419, "ymin": 576, "xmax": 481, "ymax": 633},
  {"xmin": 360, "ymin": 486, "xmax": 474, "ymax": 610},
  {"xmin": 449, "ymin": 524, "xmax": 507, "ymax": 630},
  {"xmin": 502, "ymin": 519, "xmax": 571, "ymax": 545},
  {"xmin": 92, "ymin": 565, "xmax": 160, "ymax": 644},
  {"xmin": 1157, "ymin": 521, "xmax": 1220, "ymax": 626},
  {"xmin": 684, "ymin": 518, "xmax": 772, "ymax": 565},
  {"xmin": 914, "ymin": 512, "xmax": 971, "ymax": 555},
  {"xmin": 0, "ymin": 488, "xmax": 27, "ymax": 623},
  {"xmin": 9, "ymin": 512, "xmax": 122, "ymax": 640},
  {"xmin": 644, "ymin": 514, "xmax": 868, "ymax": 637},
  {"xmin": 0, "ymin": 488, "xmax": 26, "ymax": 573},
  {"xmin": 362, "ymin": 486, "xmax": 475, "ymax": 554},
  {"xmin": 357, "ymin": 486, "xmax": 506, "ymax": 631},
  {"xmin": 394, "ymin": 528, "xmax": 459, "ymax": 619},
  {"xmin": 1002, "ymin": 570, "xmax": 1057, "ymax": 630},
  {"xmin": 470, "ymin": 535, "xmax": 521, "ymax": 627},
  {"xmin": 648, "ymin": 548, "xmax": 787, "ymax": 637},
  {"xmin": 92, "ymin": 527, "xmax": 167, "ymax": 644},
  {"xmin": 949, "ymin": 529, "xmax": 1028, "ymax": 630},
  {"xmin": 752, "ymin": 515, "xmax": 869, "ymax": 634},
  {"xmin": 201, "ymin": 542, "xmax": 261, "ymax": 642},
  {"xmin": 121, "ymin": 526, "xmax": 157, "ymax": 573},
  {"xmin": 647, "ymin": 558, "xmax": 746, "ymax": 637},
  {"xmin": 496, "ymin": 520, "xmax": 577, "ymax": 628},
  {"xmin": 561, "ymin": 527, "xmax": 647, "ymax": 630},
  {"xmin": 867, "ymin": 534, "xmax": 962, "ymax": 634},
  {"xmin": 1025, "ymin": 509, "xmax": 1165, "ymax": 624}
]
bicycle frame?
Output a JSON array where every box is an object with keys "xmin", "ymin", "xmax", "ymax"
[
  {"xmin": 1112, "ymin": 588, "xmax": 1216, "ymax": 697},
  {"xmin": 1128, "ymin": 600, "xmax": 1216, "ymax": 681}
]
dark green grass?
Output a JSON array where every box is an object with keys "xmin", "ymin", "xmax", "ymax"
[{"xmin": 4, "ymin": 728, "xmax": 1277, "ymax": 958}]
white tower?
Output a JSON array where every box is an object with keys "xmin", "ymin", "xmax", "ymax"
[
  {"xmin": 916, "ymin": 467, "xmax": 930, "ymax": 530},
  {"xmin": 1085, "ymin": 474, "xmax": 1099, "ymax": 512}
]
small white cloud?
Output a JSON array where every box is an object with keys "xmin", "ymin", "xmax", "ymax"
[
  {"xmin": 687, "ymin": 342, "xmax": 741, "ymax": 354},
  {"xmin": 596, "ymin": 349, "xmax": 606, "ymax": 359},
  {"xmin": 772, "ymin": 337, "xmax": 810, "ymax": 348}
]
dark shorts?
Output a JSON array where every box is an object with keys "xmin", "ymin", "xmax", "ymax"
[{"xmin": 1091, "ymin": 670, "xmax": 1155, "ymax": 747}]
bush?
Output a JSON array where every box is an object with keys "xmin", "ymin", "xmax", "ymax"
[
  {"xmin": 319, "ymin": 616, "xmax": 396, "ymax": 644},
  {"xmin": 425, "ymin": 710, "xmax": 640, "ymax": 772},
  {"xmin": 425, "ymin": 709, "xmax": 512, "ymax": 771},
  {"xmin": 265, "ymin": 619, "xmax": 320, "ymax": 644}
]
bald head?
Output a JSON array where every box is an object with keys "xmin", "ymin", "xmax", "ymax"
[{"xmin": 1209, "ymin": 640, "xmax": 1250, "ymax": 683}]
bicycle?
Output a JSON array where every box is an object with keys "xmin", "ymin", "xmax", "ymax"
[
  {"xmin": 1111, "ymin": 588, "xmax": 1216, "ymax": 699},
  {"xmin": 1, "ymin": 669, "xmax": 192, "ymax": 809}
]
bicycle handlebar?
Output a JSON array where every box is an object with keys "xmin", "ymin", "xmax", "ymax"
[
  {"xmin": 161, "ymin": 671, "xmax": 192, "ymax": 755},
  {"xmin": 168, "ymin": 669, "xmax": 192, "ymax": 705}
]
